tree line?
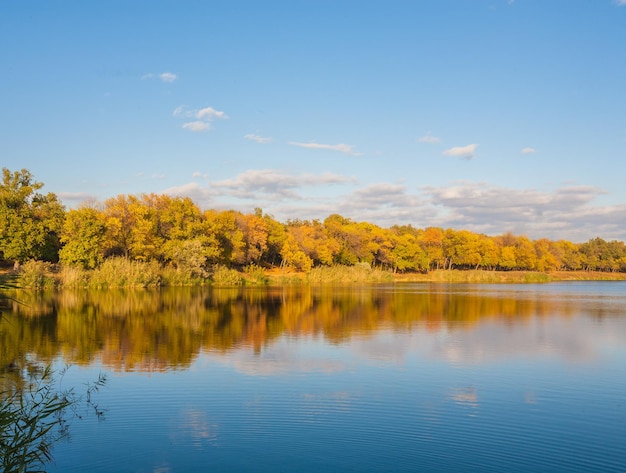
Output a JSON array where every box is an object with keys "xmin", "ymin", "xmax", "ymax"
[{"xmin": 2, "ymin": 167, "xmax": 626, "ymax": 274}]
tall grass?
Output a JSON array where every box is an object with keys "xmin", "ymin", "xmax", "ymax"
[
  {"xmin": 211, "ymin": 265, "xmax": 243, "ymax": 286},
  {"xmin": 397, "ymin": 270, "xmax": 553, "ymax": 283},
  {"xmin": 18, "ymin": 261, "xmax": 624, "ymax": 290},
  {"xmin": 159, "ymin": 265, "xmax": 207, "ymax": 287},
  {"xmin": 307, "ymin": 264, "xmax": 395, "ymax": 284},
  {"xmin": 16, "ymin": 261, "xmax": 57, "ymax": 289},
  {"xmin": 58, "ymin": 257, "xmax": 162, "ymax": 288},
  {"xmin": 242, "ymin": 264, "xmax": 269, "ymax": 285},
  {"xmin": 0, "ymin": 365, "xmax": 106, "ymax": 473}
]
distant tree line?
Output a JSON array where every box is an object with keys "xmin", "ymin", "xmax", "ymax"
[{"xmin": 2, "ymin": 167, "xmax": 626, "ymax": 274}]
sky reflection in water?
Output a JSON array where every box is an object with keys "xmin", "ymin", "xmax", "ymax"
[{"xmin": 2, "ymin": 282, "xmax": 625, "ymax": 472}]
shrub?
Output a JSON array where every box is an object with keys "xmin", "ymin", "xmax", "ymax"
[
  {"xmin": 89, "ymin": 257, "xmax": 162, "ymax": 288},
  {"xmin": 160, "ymin": 265, "xmax": 207, "ymax": 287},
  {"xmin": 243, "ymin": 265, "xmax": 269, "ymax": 285},
  {"xmin": 17, "ymin": 261, "xmax": 57, "ymax": 289},
  {"xmin": 211, "ymin": 265, "xmax": 243, "ymax": 286},
  {"xmin": 57, "ymin": 265, "xmax": 91, "ymax": 288}
]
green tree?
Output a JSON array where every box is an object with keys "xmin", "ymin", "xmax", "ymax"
[{"xmin": 0, "ymin": 168, "xmax": 65, "ymax": 264}]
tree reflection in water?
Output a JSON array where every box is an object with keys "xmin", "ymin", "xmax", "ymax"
[{"xmin": 1, "ymin": 284, "xmax": 623, "ymax": 374}]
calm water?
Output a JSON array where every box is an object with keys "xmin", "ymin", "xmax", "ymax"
[{"xmin": 2, "ymin": 282, "xmax": 625, "ymax": 472}]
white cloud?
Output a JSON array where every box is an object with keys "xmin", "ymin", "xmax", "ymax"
[
  {"xmin": 174, "ymin": 105, "xmax": 228, "ymax": 132},
  {"xmin": 161, "ymin": 169, "xmax": 626, "ymax": 241},
  {"xmin": 142, "ymin": 72, "xmax": 178, "ymax": 83},
  {"xmin": 616, "ymin": 0, "xmax": 626, "ymax": 6},
  {"xmin": 289, "ymin": 141, "xmax": 362, "ymax": 156},
  {"xmin": 245, "ymin": 133, "xmax": 272, "ymax": 144},
  {"xmin": 162, "ymin": 169, "xmax": 355, "ymax": 211},
  {"xmin": 521, "ymin": 147, "xmax": 537, "ymax": 154},
  {"xmin": 196, "ymin": 107, "xmax": 227, "ymax": 120},
  {"xmin": 182, "ymin": 121, "xmax": 212, "ymax": 132},
  {"xmin": 213, "ymin": 169, "xmax": 353, "ymax": 200},
  {"xmin": 162, "ymin": 182, "xmax": 218, "ymax": 207},
  {"xmin": 443, "ymin": 144, "xmax": 478, "ymax": 160},
  {"xmin": 418, "ymin": 132, "xmax": 441, "ymax": 144},
  {"xmin": 159, "ymin": 72, "xmax": 177, "ymax": 83},
  {"xmin": 57, "ymin": 191, "xmax": 99, "ymax": 203}
]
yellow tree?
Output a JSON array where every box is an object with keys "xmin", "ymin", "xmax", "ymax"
[
  {"xmin": 498, "ymin": 246, "xmax": 517, "ymax": 270},
  {"xmin": 145, "ymin": 194, "xmax": 220, "ymax": 274},
  {"xmin": 478, "ymin": 235, "xmax": 500, "ymax": 270},
  {"xmin": 557, "ymin": 240, "xmax": 581, "ymax": 270},
  {"xmin": 59, "ymin": 206, "xmax": 106, "ymax": 269},
  {"xmin": 102, "ymin": 195, "xmax": 135, "ymax": 258},
  {"xmin": 389, "ymin": 230, "xmax": 428, "ymax": 272},
  {"xmin": 534, "ymin": 238, "xmax": 560, "ymax": 271},
  {"xmin": 443, "ymin": 229, "xmax": 481, "ymax": 269},
  {"xmin": 515, "ymin": 236, "xmax": 537, "ymax": 270},
  {"xmin": 204, "ymin": 209, "xmax": 245, "ymax": 266},
  {"xmin": 418, "ymin": 227, "xmax": 445, "ymax": 270},
  {"xmin": 261, "ymin": 211, "xmax": 287, "ymax": 266},
  {"xmin": 280, "ymin": 232, "xmax": 313, "ymax": 271},
  {"xmin": 235, "ymin": 211, "xmax": 269, "ymax": 266},
  {"xmin": 286, "ymin": 219, "xmax": 338, "ymax": 267}
]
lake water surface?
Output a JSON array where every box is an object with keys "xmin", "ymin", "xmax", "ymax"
[{"xmin": 2, "ymin": 282, "xmax": 625, "ymax": 472}]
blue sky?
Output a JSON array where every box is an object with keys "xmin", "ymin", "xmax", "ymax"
[{"xmin": 2, "ymin": 0, "xmax": 626, "ymax": 242}]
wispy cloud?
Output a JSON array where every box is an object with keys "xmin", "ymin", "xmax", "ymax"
[
  {"xmin": 521, "ymin": 147, "xmax": 537, "ymax": 154},
  {"xmin": 142, "ymin": 72, "xmax": 178, "ymax": 83},
  {"xmin": 245, "ymin": 133, "xmax": 272, "ymax": 144},
  {"xmin": 162, "ymin": 169, "xmax": 355, "ymax": 209},
  {"xmin": 615, "ymin": 0, "xmax": 626, "ymax": 6},
  {"xmin": 213, "ymin": 169, "xmax": 354, "ymax": 200},
  {"xmin": 57, "ymin": 191, "xmax": 99, "ymax": 203},
  {"xmin": 289, "ymin": 141, "xmax": 362, "ymax": 156},
  {"xmin": 182, "ymin": 121, "xmax": 212, "ymax": 132},
  {"xmin": 196, "ymin": 107, "xmax": 227, "ymax": 120},
  {"xmin": 174, "ymin": 105, "xmax": 228, "ymax": 132},
  {"xmin": 418, "ymin": 132, "xmax": 441, "ymax": 144},
  {"xmin": 159, "ymin": 72, "xmax": 177, "ymax": 83},
  {"xmin": 443, "ymin": 144, "xmax": 478, "ymax": 160}
]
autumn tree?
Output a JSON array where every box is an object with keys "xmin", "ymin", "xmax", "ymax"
[
  {"xmin": 534, "ymin": 238, "xmax": 560, "ymax": 272},
  {"xmin": 235, "ymin": 211, "xmax": 269, "ymax": 266},
  {"xmin": 149, "ymin": 194, "xmax": 220, "ymax": 275},
  {"xmin": 260, "ymin": 211, "xmax": 287, "ymax": 266},
  {"xmin": 204, "ymin": 210, "xmax": 245, "ymax": 266},
  {"xmin": 389, "ymin": 227, "xmax": 428, "ymax": 272},
  {"xmin": 443, "ymin": 229, "xmax": 482, "ymax": 269},
  {"xmin": 285, "ymin": 219, "xmax": 338, "ymax": 267},
  {"xmin": 418, "ymin": 227, "xmax": 445, "ymax": 270},
  {"xmin": 59, "ymin": 206, "xmax": 107, "ymax": 269}
]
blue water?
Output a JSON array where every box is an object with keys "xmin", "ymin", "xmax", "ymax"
[{"xmin": 26, "ymin": 282, "xmax": 626, "ymax": 472}]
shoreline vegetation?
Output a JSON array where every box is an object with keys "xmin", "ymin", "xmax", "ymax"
[
  {"xmin": 2, "ymin": 167, "xmax": 626, "ymax": 290},
  {"xmin": 3, "ymin": 260, "xmax": 626, "ymax": 290}
]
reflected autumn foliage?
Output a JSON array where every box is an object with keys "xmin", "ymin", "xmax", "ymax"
[{"xmin": 1, "ymin": 285, "xmax": 624, "ymax": 374}]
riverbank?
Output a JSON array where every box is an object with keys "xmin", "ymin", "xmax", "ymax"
[
  {"xmin": 3, "ymin": 262, "xmax": 626, "ymax": 289},
  {"xmin": 268, "ymin": 268, "xmax": 626, "ymax": 285}
]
